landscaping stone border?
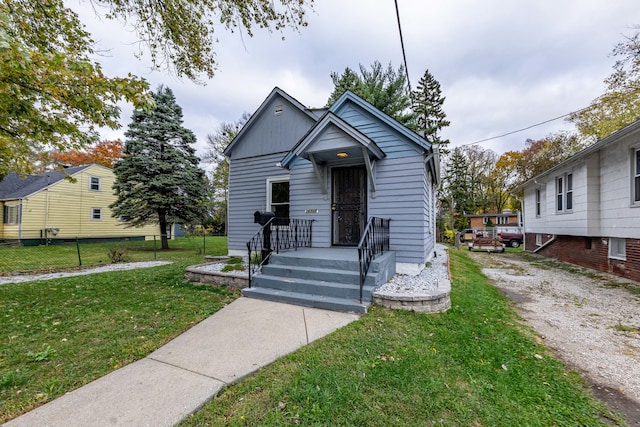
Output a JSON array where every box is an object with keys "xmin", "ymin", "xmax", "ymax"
[
  {"xmin": 372, "ymin": 278, "xmax": 451, "ymax": 313},
  {"xmin": 184, "ymin": 256, "xmax": 249, "ymax": 291}
]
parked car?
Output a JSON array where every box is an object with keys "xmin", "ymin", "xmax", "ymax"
[{"xmin": 498, "ymin": 232, "xmax": 523, "ymax": 248}]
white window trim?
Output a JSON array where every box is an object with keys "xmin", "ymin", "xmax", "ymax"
[
  {"xmin": 266, "ymin": 176, "xmax": 290, "ymax": 219},
  {"xmin": 555, "ymin": 172, "xmax": 573, "ymax": 213},
  {"xmin": 4, "ymin": 204, "xmax": 21, "ymax": 225},
  {"xmin": 608, "ymin": 237, "xmax": 626, "ymax": 261},
  {"xmin": 90, "ymin": 176, "xmax": 101, "ymax": 191},
  {"xmin": 633, "ymin": 146, "xmax": 640, "ymax": 206},
  {"xmin": 91, "ymin": 208, "xmax": 102, "ymax": 221}
]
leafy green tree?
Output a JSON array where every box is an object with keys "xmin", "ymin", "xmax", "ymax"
[
  {"xmin": 411, "ymin": 69, "xmax": 451, "ymax": 154},
  {"xmin": 327, "ymin": 61, "xmax": 414, "ymax": 126},
  {"xmin": 568, "ymin": 27, "xmax": 640, "ymax": 140},
  {"xmin": 0, "ymin": 0, "xmax": 313, "ymax": 179},
  {"xmin": 111, "ymin": 86, "xmax": 207, "ymax": 249},
  {"xmin": 202, "ymin": 112, "xmax": 251, "ymax": 234},
  {"xmin": 0, "ymin": 1, "xmax": 150, "ymax": 178}
]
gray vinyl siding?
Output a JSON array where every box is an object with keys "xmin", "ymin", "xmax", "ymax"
[
  {"xmin": 370, "ymin": 155, "xmax": 430, "ymax": 264},
  {"xmin": 228, "ymin": 94, "xmax": 316, "ymax": 160},
  {"xmin": 289, "ymin": 165, "xmax": 332, "ymax": 247},
  {"xmin": 227, "ymin": 153, "xmax": 289, "ymax": 252},
  {"xmin": 332, "ymin": 103, "xmax": 423, "ymax": 158}
]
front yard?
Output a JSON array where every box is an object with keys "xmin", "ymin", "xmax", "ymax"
[{"xmin": 0, "ymin": 241, "xmax": 628, "ymax": 425}]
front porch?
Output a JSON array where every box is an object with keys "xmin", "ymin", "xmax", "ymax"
[{"xmin": 243, "ymin": 247, "xmax": 396, "ymax": 314}]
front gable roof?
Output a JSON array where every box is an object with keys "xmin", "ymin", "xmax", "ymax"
[
  {"xmin": 280, "ymin": 111, "xmax": 385, "ymax": 168},
  {"xmin": 0, "ymin": 165, "xmax": 93, "ymax": 200},
  {"xmin": 223, "ymin": 87, "xmax": 320, "ymax": 158},
  {"xmin": 329, "ymin": 90, "xmax": 431, "ymax": 153}
]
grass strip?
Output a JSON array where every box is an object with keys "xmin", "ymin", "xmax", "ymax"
[{"xmin": 182, "ymin": 247, "xmax": 625, "ymax": 426}]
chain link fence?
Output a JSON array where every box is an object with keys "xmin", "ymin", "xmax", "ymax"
[{"xmin": 0, "ymin": 232, "xmax": 226, "ymax": 276}]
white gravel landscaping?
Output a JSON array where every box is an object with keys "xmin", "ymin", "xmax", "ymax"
[{"xmin": 0, "ymin": 261, "xmax": 172, "ymax": 284}]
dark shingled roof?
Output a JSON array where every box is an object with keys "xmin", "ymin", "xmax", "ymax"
[{"xmin": 0, "ymin": 165, "xmax": 91, "ymax": 200}]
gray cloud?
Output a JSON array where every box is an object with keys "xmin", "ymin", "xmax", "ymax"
[{"xmin": 73, "ymin": 0, "xmax": 640, "ymax": 159}]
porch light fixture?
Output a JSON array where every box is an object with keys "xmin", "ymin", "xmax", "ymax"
[{"xmin": 337, "ymin": 152, "xmax": 348, "ymax": 158}]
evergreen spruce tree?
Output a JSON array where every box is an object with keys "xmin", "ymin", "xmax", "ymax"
[
  {"xmin": 411, "ymin": 69, "xmax": 451, "ymax": 154},
  {"xmin": 111, "ymin": 85, "xmax": 207, "ymax": 249},
  {"xmin": 327, "ymin": 61, "xmax": 414, "ymax": 127}
]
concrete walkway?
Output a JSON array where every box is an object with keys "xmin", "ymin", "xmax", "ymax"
[{"xmin": 4, "ymin": 298, "xmax": 359, "ymax": 427}]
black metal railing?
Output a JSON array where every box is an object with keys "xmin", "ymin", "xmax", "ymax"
[
  {"xmin": 247, "ymin": 217, "xmax": 313, "ymax": 286},
  {"xmin": 357, "ymin": 217, "xmax": 391, "ymax": 302}
]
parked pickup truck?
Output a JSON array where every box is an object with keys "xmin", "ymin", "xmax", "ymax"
[{"xmin": 498, "ymin": 232, "xmax": 523, "ymax": 248}]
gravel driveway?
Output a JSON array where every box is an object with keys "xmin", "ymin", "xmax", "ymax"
[{"xmin": 468, "ymin": 250, "xmax": 640, "ymax": 425}]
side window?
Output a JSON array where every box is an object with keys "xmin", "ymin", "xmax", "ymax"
[
  {"xmin": 556, "ymin": 173, "xmax": 573, "ymax": 213},
  {"xmin": 3, "ymin": 204, "xmax": 21, "ymax": 224},
  {"xmin": 535, "ymin": 188, "xmax": 541, "ymax": 216},
  {"xmin": 267, "ymin": 178, "xmax": 289, "ymax": 220},
  {"xmin": 634, "ymin": 147, "xmax": 640, "ymax": 203},
  {"xmin": 91, "ymin": 208, "xmax": 102, "ymax": 221},
  {"xmin": 90, "ymin": 176, "xmax": 101, "ymax": 191},
  {"xmin": 556, "ymin": 176, "xmax": 563, "ymax": 211}
]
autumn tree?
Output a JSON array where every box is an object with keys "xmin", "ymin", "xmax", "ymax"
[
  {"xmin": 411, "ymin": 69, "xmax": 451, "ymax": 154},
  {"xmin": 52, "ymin": 140, "xmax": 124, "ymax": 168},
  {"xmin": 515, "ymin": 132, "xmax": 584, "ymax": 184},
  {"xmin": 202, "ymin": 112, "xmax": 251, "ymax": 233},
  {"xmin": 327, "ymin": 61, "xmax": 414, "ymax": 127},
  {"xmin": 111, "ymin": 86, "xmax": 207, "ymax": 250},
  {"xmin": 486, "ymin": 151, "xmax": 523, "ymax": 213},
  {"xmin": 568, "ymin": 27, "xmax": 640, "ymax": 140},
  {"xmin": 1, "ymin": 0, "xmax": 313, "ymax": 179}
]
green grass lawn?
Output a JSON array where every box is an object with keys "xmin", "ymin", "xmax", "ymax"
[
  {"xmin": 0, "ymin": 242, "xmax": 626, "ymax": 426},
  {"xmin": 0, "ymin": 237, "xmax": 237, "ymax": 423},
  {"xmin": 0, "ymin": 236, "xmax": 226, "ymax": 275},
  {"xmin": 181, "ymin": 247, "xmax": 625, "ymax": 427}
]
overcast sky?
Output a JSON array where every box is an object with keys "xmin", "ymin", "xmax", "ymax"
[{"xmin": 74, "ymin": 0, "xmax": 640, "ymax": 163}]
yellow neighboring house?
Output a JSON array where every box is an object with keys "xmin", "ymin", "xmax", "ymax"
[{"xmin": 0, "ymin": 164, "xmax": 159, "ymax": 245}]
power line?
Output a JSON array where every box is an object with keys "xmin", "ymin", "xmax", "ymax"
[
  {"xmin": 461, "ymin": 87, "xmax": 640, "ymax": 146},
  {"xmin": 394, "ymin": 0, "xmax": 412, "ymax": 93}
]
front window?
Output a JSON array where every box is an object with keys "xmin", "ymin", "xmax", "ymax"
[
  {"xmin": 91, "ymin": 208, "xmax": 102, "ymax": 221},
  {"xmin": 3, "ymin": 204, "xmax": 21, "ymax": 224},
  {"xmin": 609, "ymin": 237, "xmax": 626, "ymax": 260},
  {"xmin": 90, "ymin": 176, "xmax": 101, "ymax": 191},
  {"xmin": 267, "ymin": 178, "xmax": 289, "ymax": 220}
]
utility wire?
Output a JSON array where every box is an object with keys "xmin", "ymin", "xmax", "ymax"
[{"xmin": 394, "ymin": 0, "xmax": 412, "ymax": 93}]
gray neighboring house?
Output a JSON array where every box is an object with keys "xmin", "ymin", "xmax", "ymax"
[
  {"xmin": 224, "ymin": 87, "xmax": 439, "ymax": 276},
  {"xmin": 517, "ymin": 119, "xmax": 640, "ymax": 282}
]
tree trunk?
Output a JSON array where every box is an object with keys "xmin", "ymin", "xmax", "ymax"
[{"xmin": 158, "ymin": 209, "xmax": 169, "ymax": 250}]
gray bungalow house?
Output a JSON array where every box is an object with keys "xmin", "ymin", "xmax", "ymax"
[{"xmin": 224, "ymin": 87, "xmax": 439, "ymax": 312}]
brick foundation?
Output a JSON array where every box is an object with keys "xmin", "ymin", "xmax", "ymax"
[{"xmin": 525, "ymin": 234, "xmax": 640, "ymax": 282}]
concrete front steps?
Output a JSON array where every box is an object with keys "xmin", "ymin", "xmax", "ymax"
[{"xmin": 242, "ymin": 248, "xmax": 396, "ymax": 314}]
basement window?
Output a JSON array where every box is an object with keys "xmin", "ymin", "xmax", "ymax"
[{"xmin": 608, "ymin": 237, "xmax": 626, "ymax": 261}]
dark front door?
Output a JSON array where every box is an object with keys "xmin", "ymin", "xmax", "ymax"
[{"xmin": 332, "ymin": 166, "xmax": 366, "ymax": 246}]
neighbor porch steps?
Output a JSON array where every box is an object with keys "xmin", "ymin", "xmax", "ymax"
[{"xmin": 242, "ymin": 248, "xmax": 395, "ymax": 314}]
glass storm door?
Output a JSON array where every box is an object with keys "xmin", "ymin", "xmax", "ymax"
[{"xmin": 331, "ymin": 166, "xmax": 366, "ymax": 246}]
